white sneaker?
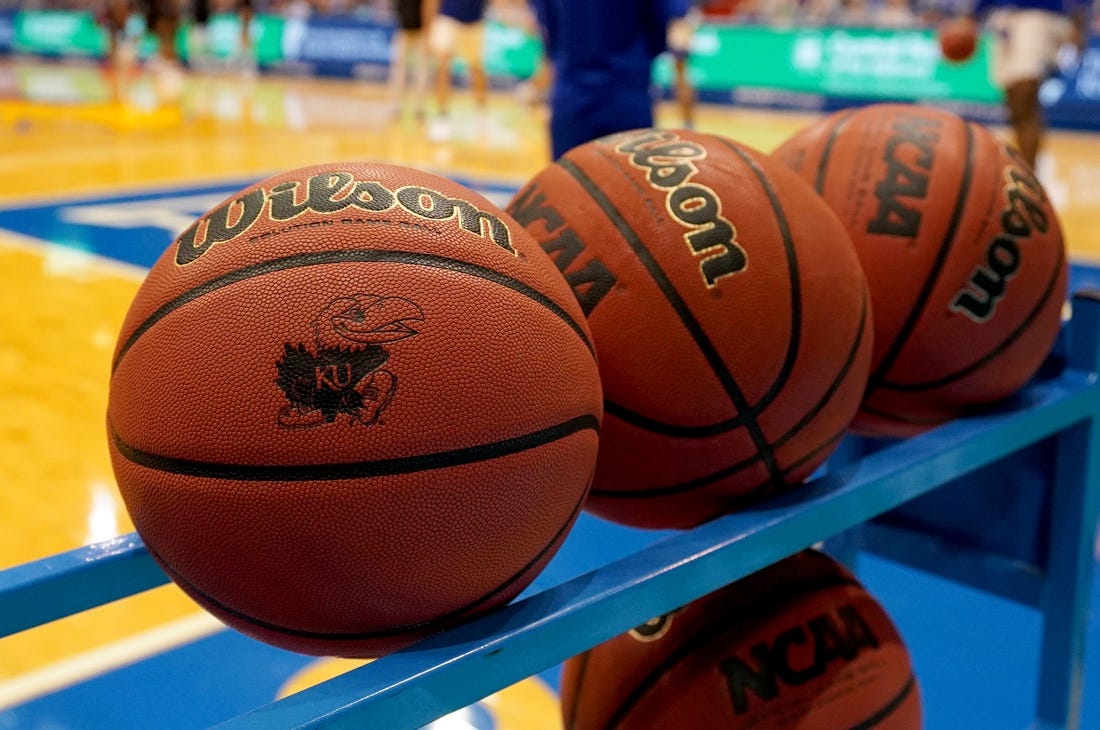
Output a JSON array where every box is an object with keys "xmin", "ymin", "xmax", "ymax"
[{"xmin": 427, "ymin": 116, "xmax": 452, "ymax": 142}]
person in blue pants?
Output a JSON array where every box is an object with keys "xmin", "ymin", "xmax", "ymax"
[{"xmin": 529, "ymin": 0, "xmax": 681, "ymax": 160}]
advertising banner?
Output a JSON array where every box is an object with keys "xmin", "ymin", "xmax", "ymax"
[
  {"xmin": 13, "ymin": 10, "xmax": 107, "ymax": 57},
  {"xmin": 275, "ymin": 14, "xmax": 391, "ymax": 78},
  {"xmin": 184, "ymin": 12, "xmax": 284, "ymax": 65},
  {"xmin": 653, "ymin": 25, "xmax": 1001, "ymax": 104}
]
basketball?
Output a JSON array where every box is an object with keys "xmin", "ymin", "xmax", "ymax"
[
  {"xmin": 773, "ymin": 104, "xmax": 1068, "ymax": 437},
  {"xmin": 507, "ymin": 129, "xmax": 873, "ymax": 529},
  {"xmin": 107, "ymin": 162, "xmax": 603, "ymax": 657},
  {"xmin": 938, "ymin": 17, "xmax": 978, "ymax": 63},
  {"xmin": 561, "ymin": 550, "xmax": 922, "ymax": 729}
]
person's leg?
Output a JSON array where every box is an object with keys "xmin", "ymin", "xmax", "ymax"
[
  {"xmin": 408, "ymin": 27, "xmax": 431, "ymax": 116},
  {"xmin": 389, "ymin": 28, "xmax": 411, "ymax": 107},
  {"xmin": 667, "ymin": 14, "xmax": 697, "ymax": 128},
  {"xmin": 238, "ymin": 0, "xmax": 254, "ymax": 53},
  {"xmin": 673, "ymin": 54, "xmax": 694, "ymax": 128},
  {"xmin": 146, "ymin": 0, "xmax": 179, "ymax": 63},
  {"xmin": 1004, "ymin": 78, "xmax": 1043, "ymax": 169},
  {"xmin": 466, "ymin": 21, "xmax": 489, "ymax": 109},
  {"xmin": 430, "ymin": 14, "xmax": 457, "ymax": 116},
  {"xmin": 990, "ymin": 9, "xmax": 1066, "ymax": 170}
]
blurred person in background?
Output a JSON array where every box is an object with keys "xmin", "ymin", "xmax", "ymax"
[
  {"xmin": 389, "ymin": 0, "xmax": 435, "ymax": 120},
  {"xmin": 186, "ymin": 0, "xmax": 256, "ymax": 73},
  {"xmin": 530, "ymin": 0, "xmax": 676, "ymax": 160},
  {"xmin": 874, "ymin": 0, "xmax": 917, "ymax": 26},
  {"xmin": 143, "ymin": 0, "xmax": 183, "ymax": 68},
  {"xmin": 427, "ymin": 0, "xmax": 489, "ymax": 140},
  {"xmin": 667, "ymin": 0, "xmax": 701, "ymax": 128},
  {"xmin": 971, "ymin": 0, "xmax": 1089, "ymax": 169},
  {"xmin": 97, "ymin": 0, "xmax": 135, "ymax": 69}
]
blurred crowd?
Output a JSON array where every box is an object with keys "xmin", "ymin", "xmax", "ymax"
[
  {"xmin": 0, "ymin": 0, "xmax": 1005, "ymax": 30},
  {"xmin": 0, "ymin": 0, "xmax": 1095, "ymax": 36}
]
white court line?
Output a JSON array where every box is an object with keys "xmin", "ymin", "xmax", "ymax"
[
  {"xmin": 0, "ymin": 228, "xmax": 149, "ymax": 279},
  {"xmin": 0, "ymin": 612, "xmax": 225, "ymax": 711}
]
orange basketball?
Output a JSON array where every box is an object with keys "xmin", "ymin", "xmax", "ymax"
[
  {"xmin": 561, "ymin": 550, "xmax": 922, "ymax": 729},
  {"xmin": 107, "ymin": 162, "xmax": 602, "ymax": 657},
  {"xmin": 938, "ymin": 17, "xmax": 978, "ymax": 63},
  {"xmin": 773, "ymin": 104, "xmax": 1067, "ymax": 437},
  {"xmin": 507, "ymin": 129, "xmax": 872, "ymax": 529}
]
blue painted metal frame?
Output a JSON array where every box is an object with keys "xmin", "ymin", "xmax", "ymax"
[{"xmin": 3, "ymin": 286, "xmax": 1099, "ymax": 729}]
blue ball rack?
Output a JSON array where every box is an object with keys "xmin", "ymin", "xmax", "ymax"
[{"xmin": 3, "ymin": 268, "xmax": 1100, "ymax": 730}]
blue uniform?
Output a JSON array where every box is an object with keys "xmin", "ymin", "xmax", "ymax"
[
  {"xmin": 531, "ymin": 0, "xmax": 673, "ymax": 159},
  {"xmin": 438, "ymin": 0, "xmax": 488, "ymax": 23},
  {"xmin": 973, "ymin": 0, "xmax": 1082, "ymax": 12},
  {"xmin": 667, "ymin": 0, "xmax": 694, "ymax": 18}
]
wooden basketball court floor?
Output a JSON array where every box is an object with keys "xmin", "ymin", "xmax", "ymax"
[{"xmin": 2, "ymin": 56, "xmax": 1100, "ymax": 728}]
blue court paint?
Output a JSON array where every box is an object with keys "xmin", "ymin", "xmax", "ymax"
[
  {"xmin": 0, "ymin": 630, "xmax": 315, "ymax": 730},
  {"xmin": 0, "ymin": 176, "xmax": 521, "ymax": 270},
  {"xmin": 0, "ymin": 182, "xmax": 258, "ymax": 269}
]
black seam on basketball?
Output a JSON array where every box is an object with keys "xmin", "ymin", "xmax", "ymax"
[
  {"xmin": 602, "ymin": 400, "xmax": 750, "ymax": 437},
  {"xmin": 563, "ymin": 651, "xmax": 591, "ymax": 730},
  {"xmin": 771, "ymin": 285, "xmax": 869, "ymax": 450},
  {"xmin": 111, "ymin": 249, "xmax": 596, "ymax": 372},
  {"xmin": 782, "ymin": 428, "xmax": 847, "ymax": 476},
  {"xmin": 814, "ymin": 110, "xmax": 858, "ymax": 194},
  {"xmin": 143, "ymin": 465, "xmax": 590, "ymax": 642},
  {"xmin": 588, "ymin": 411, "xmax": 849, "ymax": 502},
  {"xmin": 877, "ymin": 249, "xmax": 1066, "ymax": 392},
  {"xmin": 690, "ymin": 427, "xmax": 848, "ymax": 523},
  {"xmin": 556, "ymin": 156, "xmax": 782, "ymax": 485},
  {"xmin": 866, "ymin": 116, "xmax": 977, "ymax": 394},
  {"xmin": 713, "ymin": 139, "xmax": 803, "ymax": 418},
  {"xmin": 589, "ymin": 289, "xmax": 862, "ymax": 502},
  {"xmin": 602, "ymin": 570, "xmax": 864, "ymax": 727},
  {"xmin": 849, "ymin": 674, "xmax": 918, "ymax": 730},
  {"xmin": 112, "ymin": 415, "xmax": 599, "ymax": 480}
]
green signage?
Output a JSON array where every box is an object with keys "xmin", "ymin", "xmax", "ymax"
[
  {"xmin": 6, "ymin": 11, "xmax": 1002, "ymax": 106},
  {"xmin": 14, "ymin": 10, "xmax": 106, "ymax": 56},
  {"xmin": 180, "ymin": 13, "xmax": 284, "ymax": 64},
  {"xmin": 653, "ymin": 25, "xmax": 1000, "ymax": 104}
]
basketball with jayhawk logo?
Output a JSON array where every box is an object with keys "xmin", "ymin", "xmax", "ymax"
[
  {"xmin": 274, "ymin": 293, "xmax": 422, "ymax": 429},
  {"xmin": 107, "ymin": 162, "xmax": 602, "ymax": 657}
]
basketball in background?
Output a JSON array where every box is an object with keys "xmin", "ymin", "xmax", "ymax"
[
  {"xmin": 507, "ymin": 129, "xmax": 873, "ymax": 529},
  {"xmin": 561, "ymin": 549, "xmax": 922, "ymax": 729},
  {"xmin": 107, "ymin": 162, "xmax": 603, "ymax": 657},
  {"xmin": 938, "ymin": 17, "xmax": 979, "ymax": 63},
  {"xmin": 773, "ymin": 104, "xmax": 1067, "ymax": 438}
]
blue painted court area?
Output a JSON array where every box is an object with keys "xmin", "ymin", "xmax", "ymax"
[
  {"xmin": 2, "ymin": 179, "xmax": 1099, "ymax": 729},
  {"xmin": 0, "ymin": 182, "xmax": 257, "ymax": 269}
]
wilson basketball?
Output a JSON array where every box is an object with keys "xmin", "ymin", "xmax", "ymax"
[
  {"xmin": 561, "ymin": 550, "xmax": 922, "ymax": 729},
  {"xmin": 507, "ymin": 129, "xmax": 872, "ymax": 529},
  {"xmin": 107, "ymin": 162, "xmax": 602, "ymax": 657},
  {"xmin": 773, "ymin": 104, "xmax": 1067, "ymax": 437},
  {"xmin": 938, "ymin": 17, "xmax": 978, "ymax": 63}
]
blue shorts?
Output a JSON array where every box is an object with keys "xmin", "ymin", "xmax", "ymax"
[{"xmin": 549, "ymin": 88, "xmax": 654, "ymax": 159}]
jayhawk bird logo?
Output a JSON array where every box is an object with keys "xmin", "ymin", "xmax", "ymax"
[{"xmin": 275, "ymin": 294, "xmax": 424, "ymax": 429}]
